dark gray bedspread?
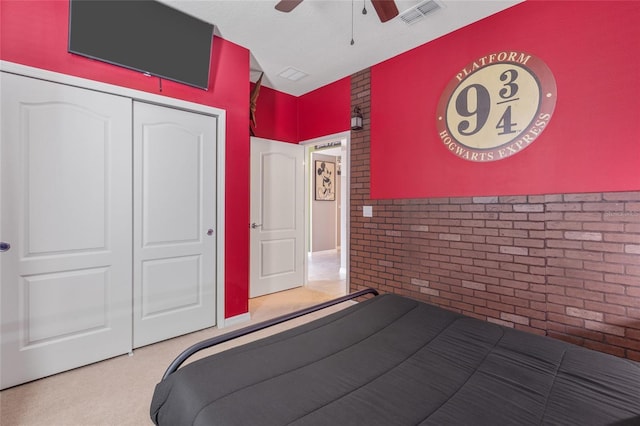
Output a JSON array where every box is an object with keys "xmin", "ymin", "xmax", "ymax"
[{"xmin": 151, "ymin": 294, "xmax": 640, "ymax": 425}]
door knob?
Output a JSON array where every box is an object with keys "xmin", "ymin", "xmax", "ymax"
[
  {"xmin": 207, "ymin": 229, "xmax": 214, "ymax": 236},
  {"xmin": 250, "ymin": 223, "xmax": 262, "ymax": 229},
  {"xmin": 0, "ymin": 242, "xmax": 10, "ymax": 252}
]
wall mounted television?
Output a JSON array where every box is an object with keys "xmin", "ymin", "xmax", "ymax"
[{"xmin": 68, "ymin": 0, "xmax": 214, "ymax": 90}]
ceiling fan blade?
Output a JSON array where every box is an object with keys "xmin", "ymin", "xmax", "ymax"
[
  {"xmin": 275, "ymin": 0, "xmax": 303, "ymax": 13},
  {"xmin": 371, "ymin": 0, "xmax": 399, "ymax": 22}
]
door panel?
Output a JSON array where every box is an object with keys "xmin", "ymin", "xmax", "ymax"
[
  {"xmin": 23, "ymin": 268, "xmax": 109, "ymax": 343},
  {"xmin": 250, "ymin": 138, "xmax": 304, "ymax": 297},
  {"xmin": 0, "ymin": 73, "xmax": 132, "ymax": 389},
  {"xmin": 142, "ymin": 127, "xmax": 201, "ymax": 245},
  {"xmin": 260, "ymin": 239, "xmax": 296, "ymax": 276},
  {"xmin": 25, "ymin": 103, "xmax": 108, "ymax": 254},
  {"xmin": 133, "ymin": 102, "xmax": 216, "ymax": 348},
  {"xmin": 141, "ymin": 255, "xmax": 201, "ymax": 316}
]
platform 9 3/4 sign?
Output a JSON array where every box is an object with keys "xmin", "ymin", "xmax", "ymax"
[{"xmin": 436, "ymin": 51, "xmax": 556, "ymax": 162}]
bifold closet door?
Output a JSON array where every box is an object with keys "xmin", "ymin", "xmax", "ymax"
[
  {"xmin": 0, "ymin": 73, "xmax": 133, "ymax": 390},
  {"xmin": 132, "ymin": 102, "xmax": 217, "ymax": 348}
]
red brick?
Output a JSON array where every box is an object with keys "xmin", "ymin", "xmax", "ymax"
[
  {"xmin": 564, "ymin": 250, "xmax": 604, "ymax": 261},
  {"xmin": 547, "ymin": 240, "xmax": 583, "ymax": 250},
  {"xmin": 582, "ymin": 242, "xmax": 625, "ymax": 253},
  {"xmin": 566, "ymin": 288, "xmax": 604, "ymax": 302},
  {"xmin": 514, "ymin": 238, "xmax": 545, "ymax": 248},
  {"xmin": 547, "ymin": 312, "xmax": 584, "ymax": 327},
  {"xmin": 548, "ymin": 294, "xmax": 584, "ymax": 308},
  {"xmin": 626, "ymin": 245, "xmax": 640, "ymax": 254},
  {"xmin": 585, "ymin": 320, "xmax": 626, "ymax": 337},
  {"xmin": 627, "ymin": 265, "xmax": 640, "ymax": 276},
  {"xmin": 605, "ymin": 293, "xmax": 640, "ymax": 308},
  {"xmin": 499, "ymin": 279, "xmax": 531, "ymax": 291},
  {"xmin": 605, "ymin": 335, "xmax": 640, "ymax": 351},
  {"xmin": 546, "ymin": 203, "xmax": 582, "ymax": 212},
  {"xmin": 583, "ymin": 261, "xmax": 625, "ymax": 274},
  {"xmin": 514, "ymin": 221, "xmax": 546, "ymax": 230},
  {"xmin": 565, "ymin": 269, "xmax": 603, "ymax": 281},
  {"xmin": 548, "ymin": 331, "xmax": 584, "ymax": 346},
  {"xmin": 547, "ymin": 276, "xmax": 584, "ymax": 288},
  {"xmin": 514, "ymin": 204, "xmax": 544, "ymax": 212},
  {"xmin": 514, "ymin": 256, "xmax": 546, "ymax": 266},
  {"xmin": 584, "ymin": 300, "xmax": 627, "ymax": 316},
  {"xmin": 584, "ymin": 222, "xmax": 625, "ymax": 232},
  {"xmin": 564, "ymin": 212, "xmax": 603, "ymax": 222},
  {"xmin": 547, "ymin": 257, "xmax": 582, "ymax": 269},
  {"xmin": 566, "ymin": 307, "xmax": 603, "ymax": 321},
  {"xmin": 500, "ymin": 312, "xmax": 529, "ymax": 325},
  {"xmin": 564, "ymin": 193, "xmax": 602, "ymax": 202},
  {"xmin": 605, "ymin": 253, "xmax": 640, "ymax": 264},
  {"xmin": 565, "ymin": 326, "xmax": 605, "ymax": 342},
  {"xmin": 499, "ymin": 295, "xmax": 530, "ymax": 309},
  {"xmin": 486, "ymin": 284, "xmax": 515, "ymax": 296},
  {"xmin": 515, "ymin": 289, "xmax": 546, "ymax": 302},
  {"xmin": 545, "ymin": 303, "xmax": 566, "ymax": 315},
  {"xmin": 604, "ymin": 274, "xmax": 638, "ymax": 286},
  {"xmin": 565, "ymin": 231, "xmax": 603, "ymax": 241},
  {"xmin": 604, "ymin": 192, "xmax": 640, "ymax": 201}
]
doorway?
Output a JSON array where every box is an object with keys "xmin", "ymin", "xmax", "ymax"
[
  {"xmin": 302, "ymin": 131, "xmax": 350, "ymax": 297},
  {"xmin": 248, "ymin": 132, "xmax": 350, "ymax": 301}
]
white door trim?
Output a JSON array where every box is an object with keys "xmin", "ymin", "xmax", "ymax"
[
  {"xmin": 300, "ymin": 131, "xmax": 351, "ymax": 294},
  {"xmin": 1, "ymin": 61, "xmax": 228, "ymax": 329}
]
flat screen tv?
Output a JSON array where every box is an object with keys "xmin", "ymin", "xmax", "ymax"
[{"xmin": 68, "ymin": 0, "xmax": 214, "ymax": 90}]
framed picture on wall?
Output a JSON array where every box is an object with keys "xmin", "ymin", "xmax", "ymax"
[{"xmin": 315, "ymin": 160, "xmax": 335, "ymax": 201}]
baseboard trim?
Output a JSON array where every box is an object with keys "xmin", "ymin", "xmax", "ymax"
[{"xmin": 220, "ymin": 312, "xmax": 251, "ymax": 329}]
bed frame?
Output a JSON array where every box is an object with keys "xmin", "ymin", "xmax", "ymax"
[
  {"xmin": 161, "ymin": 288, "xmax": 379, "ymax": 380},
  {"xmin": 151, "ymin": 289, "xmax": 640, "ymax": 426}
]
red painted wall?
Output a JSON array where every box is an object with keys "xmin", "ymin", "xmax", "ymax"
[
  {"xmin": 298, "ymin": 77, "xmax": 351, "ymax": 142},
  {"xmin": 251, "ymin": 84, "xmax": 299, "ymax": 143},
  {"xmin": 370, "ymin": 0, "xmax": 640, "ymax": 199},
  {"xmin": 1, "ymin": 0, "xmax": 250, "ymax": 318},
  {"xmin": 251, "ymin": 76, "xmax": 351, "ymax": 143}
]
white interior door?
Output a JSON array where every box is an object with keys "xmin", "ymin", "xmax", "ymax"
[
  {"xmin": 0, "ymin": 73, "xmax": 132, "ymax": 389},
  {"xmin": 133, "ymin": 102, "xmax": 216, "ymax": 348},
  {"xmin": 250, "ymin": 137, "xmax": 304, "ymax": 298}
]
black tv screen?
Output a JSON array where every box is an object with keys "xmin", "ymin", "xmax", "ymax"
[{"xmin": 69, "ymin": 0, "xmax": 214, "ymax": 90}]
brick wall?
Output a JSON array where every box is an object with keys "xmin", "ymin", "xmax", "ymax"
[{"xmin": 349, "ymin": 68, "xmax": 640, "ymax": 360}]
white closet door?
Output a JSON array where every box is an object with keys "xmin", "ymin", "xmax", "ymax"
[
  {"xmin": 0, "ymin": 73, "xmax": 133, "ymax": 390},
  {"xmin": 133, "ymin": 102, "xmax": 216, "ymax": 348}
]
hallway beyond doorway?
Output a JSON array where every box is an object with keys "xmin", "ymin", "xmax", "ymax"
[{"xmin": 307, "ymin": 249, "xmax": 346, "ymax": 297}]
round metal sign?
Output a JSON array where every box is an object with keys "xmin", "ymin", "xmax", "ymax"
[{"xmin": 436, "ymin": 51, "xmax": 557, "ymax": 162}]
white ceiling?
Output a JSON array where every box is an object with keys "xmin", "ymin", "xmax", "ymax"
[{"xmin": 159, "ymin": 0, "xmax": 523, "ymax": 96}]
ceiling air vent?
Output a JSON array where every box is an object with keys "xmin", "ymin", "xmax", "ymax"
[
  {"xmin": 400, "ymin": 0, "xmax": 442, "ymax": 25},
  {"xmin": 278, "ymin": 66, "xmax": 308, "ymax": 82}
]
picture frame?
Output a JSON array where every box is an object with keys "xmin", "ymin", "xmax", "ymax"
[{"xmin": 315, "ymin": 160, "xmax": 335, "ymax": 201}]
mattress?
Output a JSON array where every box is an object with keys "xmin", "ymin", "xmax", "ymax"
[{"xmin": 150, "ymin": 294, "xmax": 640, "ymax": 425}]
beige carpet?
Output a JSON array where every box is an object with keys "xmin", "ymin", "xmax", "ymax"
[{"xmin": 0, "ymin": 286, "xmax": 350, "ymax": 426}]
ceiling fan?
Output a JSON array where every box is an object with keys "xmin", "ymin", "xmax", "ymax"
[{"xmin": 275, "ymin": 0, "xmax": 399, "ymax": 23}]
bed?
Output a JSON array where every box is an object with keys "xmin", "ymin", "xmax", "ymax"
[{"xmin": 150, "ymin": 289, "xmax": 640, "ymax": 425}]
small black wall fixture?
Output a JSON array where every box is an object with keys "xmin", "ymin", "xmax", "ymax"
[{"xmin": 351, "ymin": 106, "xmax": 364, "ymax": 130}]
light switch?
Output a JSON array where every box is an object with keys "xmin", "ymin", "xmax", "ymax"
[{"xmin": 363, "ymin": 205, "xmax": 373, "ymax": 217}]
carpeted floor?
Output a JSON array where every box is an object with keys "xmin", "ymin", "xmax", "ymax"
[{"xmin": 0, "ymin": 251, "xmax": 346, "ymax": 426}]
